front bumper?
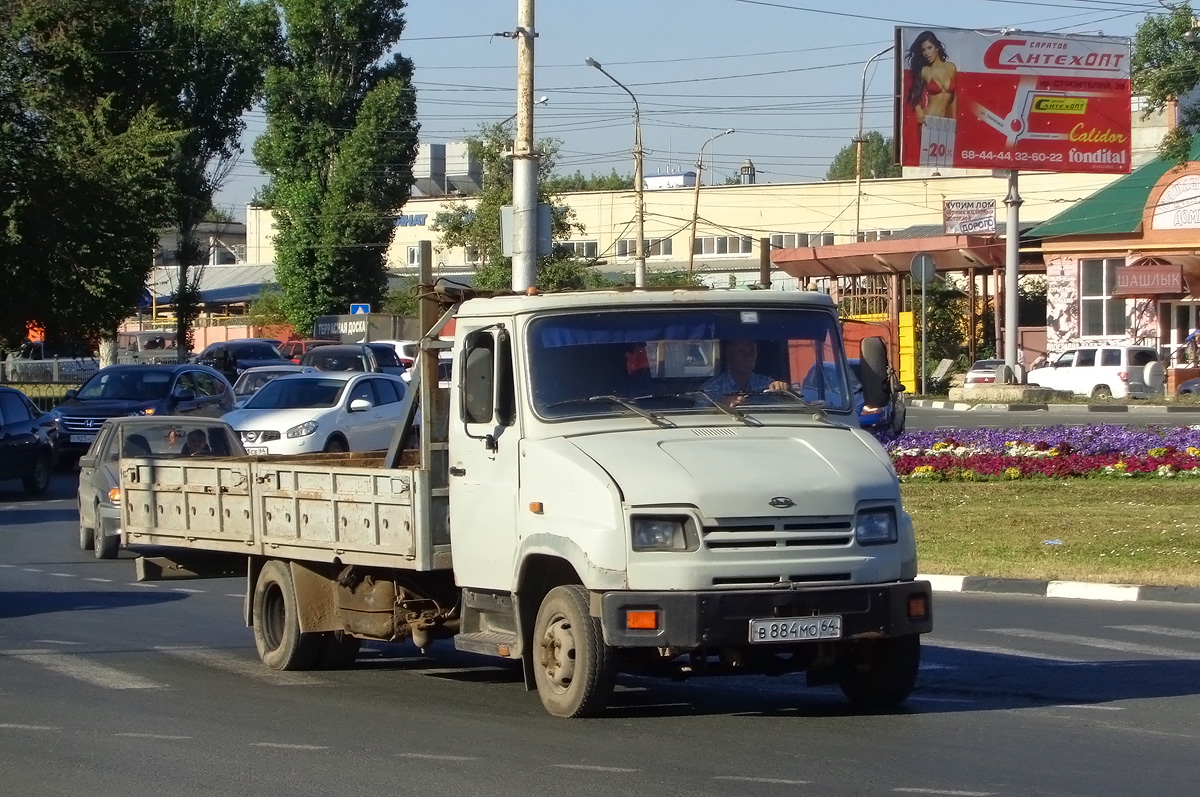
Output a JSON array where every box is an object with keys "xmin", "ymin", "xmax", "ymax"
[{"xmin": 600, "ymin": 580, "xmax": 931, "ymax": 648}]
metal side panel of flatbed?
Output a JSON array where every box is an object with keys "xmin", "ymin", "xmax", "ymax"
[{"xmin": 121, "ymin": 457, "xmax": 451, "ymax": 572}]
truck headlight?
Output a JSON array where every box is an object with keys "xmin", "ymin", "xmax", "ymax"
[
  {"xmin": 631, "ymin": 517, "xmax": 690, "ymax": 552},
  {"xmin": 855, "ymin": 508, "xmax": 897, "ymax": 546},
  {"xmin": 287, "ymin": 420, "xmax": 318, "ymax": 438}
]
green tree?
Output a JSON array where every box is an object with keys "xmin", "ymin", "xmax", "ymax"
[
  {"xmin": 1132, "ymin": 3, "xmax": 1200, "ymax": 164},
  {"xmin": 825, "ymin": 131, "xmax": 901, "ymax": 181},
  {"xmin": 543, "ymin": 169, "xmax": 633, "ymax": 192},
  {"xmin": 254, "ymin": 0, "xmax": 419, "ymax": 334},
  {"xmin": 381, "ymin": 276, "xmax": 419, "ymax": 316},
  {"xmin": 431, "ymin": 123, "xmax": 607, "ymax": 292},
  {"xmin": 0, "ymin": 0, "xmax": 178, "ymax": 347},
  {"xmin": 164, "ymin": 0, "xmax": 280, "ymax": 357}
]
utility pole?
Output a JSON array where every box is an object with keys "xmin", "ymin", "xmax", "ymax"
[
  {"xmin": 688, "ymin": 129, "xmax": 734, "ymax": 276},
  {"xmin": 1004, "ymin": 170, "xmax": 1022, "ymax": 378},
  {"xmin": 586, "ymin": 58, "xmax": 644, "ymax": 287},
  {"xmin": 854, "ymin": 46, "xmax": 893, "ymax": 240},
  {"xmin": 511, "ymin": 0, "xmax": 538, "ymax": 292}
]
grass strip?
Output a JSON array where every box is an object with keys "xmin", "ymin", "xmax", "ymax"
[{"xmin": 902, "ymin": 480, "xmax": 1200, "ymax": 587}]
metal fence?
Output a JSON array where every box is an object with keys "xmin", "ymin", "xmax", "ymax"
[{"xmin": 1, "ymin": 358, "xmax": 99, "ymax": 385}]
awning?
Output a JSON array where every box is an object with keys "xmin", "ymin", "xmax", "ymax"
[
  {"xmin": 770, "ymin": 232, "xmax": 1010, "ymax": 280},
  {"xmin": 1111, "ymin": 255, "xmax": 1198, "ymax": 297}
]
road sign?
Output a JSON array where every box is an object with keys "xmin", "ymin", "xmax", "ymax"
[
  {"xmin": 910, "ymin": 253, "xmax": 936, "ymax": 284},
  {"xmin": 350, "ymin": 303, "xmax": 370, "ymax": 315}
]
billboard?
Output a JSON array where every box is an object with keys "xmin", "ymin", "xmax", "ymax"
[
  {"xmin": 943, "ymin": 199, "xmax": 996, "ymax": 235},
  {"xmin": 895, "ymin": 27, "xmax": 1131, "ymax": 174}
]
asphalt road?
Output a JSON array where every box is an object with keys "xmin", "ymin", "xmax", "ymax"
[{"xmin": 3, "ymin": 474, "xmax": 1199, "ymax": 797}]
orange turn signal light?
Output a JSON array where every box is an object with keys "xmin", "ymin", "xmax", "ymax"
[
  {"xmin": 529, "ymin": 502, "xmax": 544, "ymax": 514},
  {"xmin": 907, "ymin": 594, "xmax": 928, "ymax": 620},
  {"xmin": 626, "ymin": 610, "xmax": 658, "ymax": 630},
  {"xmin": 108, "ymin": 488, "xmax": 121, "ymax": 503}
]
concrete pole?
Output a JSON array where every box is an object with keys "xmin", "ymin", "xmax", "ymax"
[
  {"xmin": 511, "ymin": 0, "xmax": 538, "ymax": 292},
  {"xmin": 688, "ymin": 129, "xmax": 733, "ymax": 276},
  {"xmin": 854, "ymin": 45, "xmax": 893, "ymax": 240},
  {"xmin": 1004, "ymin": 170, "xmax": 1022, "ymax": 377}
]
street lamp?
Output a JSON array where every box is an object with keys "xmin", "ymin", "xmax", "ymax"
[
  {"xmin": 687, "ymin": 128, "xmax": 735, "ymax": 276},
  {"xmin": 586, "ymin": 57, "xmax": 645, "ymax": 287},
  {"xmin": 854, "ymin": 45, "xmax": 894, "ymax": 240},
  {"xmin": 501, "ymin": 95, "xmax": 547, "ymax": 127}
]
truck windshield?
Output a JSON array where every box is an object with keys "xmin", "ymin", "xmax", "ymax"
[{"xmin": 528, "ymin": 308, "xmax": 854, "ymax": 421}]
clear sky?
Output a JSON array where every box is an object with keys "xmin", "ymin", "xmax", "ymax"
[{"xmin": 213, "ymin": 0, "xmax": 1157, "ymax": 219}]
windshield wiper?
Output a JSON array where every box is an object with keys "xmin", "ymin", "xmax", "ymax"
[
  {"xmin": 771, "ymin": 389, "xmax": 831, "ymax": 423},
  {"xmin": 587, "ymin": 395, "xmax": 676, "ymax": 428},
  {"xmin": 680, "ymin": 391, "xmax": 761, "ymax": 427}
]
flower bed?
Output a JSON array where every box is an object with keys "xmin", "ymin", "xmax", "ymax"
[{"xmin": 886, "ymin": 423, "xmax": 1200, "ymax": 481}]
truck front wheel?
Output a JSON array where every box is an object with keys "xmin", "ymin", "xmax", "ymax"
[
  {"xmin": 252, "ymin": 561, "xmax": 322, "ymax": 670},
  {"xmin": 837, "ymin": 634, "xmax": 921, "ymax": 711},
  {"xmin": 532, "ymin": 585, "xmax": 615, "ymax": 718}
]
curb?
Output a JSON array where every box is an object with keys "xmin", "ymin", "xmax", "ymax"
[
  {"xmin": 919, "ymin": 573, "xmax": 1200, "ymax": 605},
  {"xmin": 908, "ymin": 399, "xmax": 1200, "ymax": 414}
]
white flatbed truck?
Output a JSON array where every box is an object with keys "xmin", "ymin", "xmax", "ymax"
[{"xmin": 120, "ymin": 287, "xmax": 931, "ymax": 717}]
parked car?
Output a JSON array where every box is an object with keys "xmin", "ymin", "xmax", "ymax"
[
  {"xmin": 278, "ymin": 339, "xmax": 338, "ymax": 364},
  {"xmin": 223, "ymin": 371, "xmax": 409, "ymax": 455},
  {"xmin": 372, "ymin": 339, "xmax": 419, "ymax": 367},
  {"xmin": 3, "ymin": 340, "xmax": 99, "ymax": 383},
  {"xmin": 963, "ymin": 359, "xmax": 1006, "ymax": 386},
  {"xmin": 0, "ymin": 386, "xmax": 53, "ymax": 496},
  {"xmin": 1026, "ymin": 346, "xmax": 1165, "ymax": 399},
  {"xmin": 77, "ymin": 417, "xmax": 245, "ymax": 559},
  {"xmin": 299, "ymin": 344, "xmax": 381, "ymax": 373},
  {"xmin": 194, "ymin": 339, "xmax": 290, "ymax": 383},
  {"xmin": 400, "ymin": 352, "xmax": 453, "ymax": 388},
  {"xmin": 365, "ymin": 343, "xmax": 407, "ymax": 377},
  {"xmin": 116, "ymin": 330, "xmax": 178, "ymax": 364},
  {"xmin": 1179, "ymin": 376, "xmax": 1200, "ymax": 395},
  {"xmin": 232, "ymin": 365, "xmax": 317, "ymax": 408},
  {"xmin": 46, "ymin": 364, "xmax": 235, "ymax": 466}
]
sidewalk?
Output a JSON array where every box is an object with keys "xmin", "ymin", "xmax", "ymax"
[{"xmin": 918, "ymin": 573, "xmax": 1200, "ymax": 605}]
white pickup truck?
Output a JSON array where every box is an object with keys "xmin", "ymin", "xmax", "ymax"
[{"xmin": 120, "ymin": 288, "xmax": 931, "ymax": 717}]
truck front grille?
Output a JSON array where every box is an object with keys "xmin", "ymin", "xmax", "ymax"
[{"xmin": 702, "ymin": 516, "xmax": 854, "ymax": 551}]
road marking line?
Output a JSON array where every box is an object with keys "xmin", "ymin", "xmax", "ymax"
[
  {"xmin": 894, "ymin": 790, "xmax": 994, "ymax": 796},
  {"xmin": 0, "ymin": 564, "xmax": 16, "ymax": 568},
  {"xmin": 84, "ymin": 577, "xmax": 112, "ymax": 583},
  {"xmin": 49, "ymin": 573, "xmax": 75, "ymax": 578},
  {"xmin": 114, "ymin": 733, "xmax": 192, "ymax": 740},
  {"xmin": 1110, "ymin": 624, "xmax": 1200, "ymax": 641},
  {"xmin": 1059, "ymin": 704, "xmax": 1124, "ymax": 711},
  {"xmin": 929, "ymin": 638, "xmax": 1087, "ymax": 663},
  {"xmin": 169, "ymin": 588, "xmax": 205, "ymax": 594},
  {"xmin": 252, "ymin": 743, "xmax": 329, "ymax": 750},
  {"xmin": 0, "ymin": 723, "xmax": 61, "ymax": 731},
  {"xmin": 21, "ymin": 568, "xmax": 42, "ymax": 573},
  {"xmin": 154, "ymin": 646, "xmax": 323, "ymax": 686},
  {"xmin": 395, "ymin": 753, "xmax": 479, "ymax": 762},
  {"xmin": 129, "ymin": 582, "xmax": 159, "ymax": 588},
  {"xmin": 552, "ymin": 765, "xmax": 639, "ymax": 773},
  {"xmin": 714, "ymin": 776, "xmax": 810, "ymax": 785},
  {"xmin": 987, "ymin": 628, "xmax": 1200, "ymax": 659},
  {"xmin": 6, "ymin": 650, "xmax": 162, "ymax": 689},
  {"xmin": 225, "ymin": 593, "xmax": 243, "ymax": 598},
  {"xmin": 35, "ymin": 640, "xmax": 81, "ymax": 646}
]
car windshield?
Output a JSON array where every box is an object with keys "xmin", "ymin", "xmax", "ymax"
[
  {"xmin": 76, "ymin": 370, "xmax": 172, "ymax": 401},
  {"xmin": 117, "ymin": 423, "xmax": 241, "ymax": 457},
  {"xmin": 528, "ymin": 307, "xmax": 852, "ymax": 421},
  {"xmin": 369, "ymin": 345, "xmax": 402, "ymax": 367},
  {"xmin": 244, "ymin": 377, "xmax": 346, "ymax": 409},
  {"xmin": 234, "ymin": 369, "xmax": 296, "ymax": 396}
]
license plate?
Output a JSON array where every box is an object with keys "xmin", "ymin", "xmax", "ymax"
[
  {"xmin": 69, "ymin": 434, "xmax": 96, "ymax": 444},
  {"xmin": 749, "ymin": 615, "xmax": 842, "ymax": 643},
  {"xmin": 246, "ymin": 446, "xmax": 268, "ymax": 455}
]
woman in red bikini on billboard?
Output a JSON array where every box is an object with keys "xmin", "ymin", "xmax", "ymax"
[{"xmin": 907, "ymin": 30, "xmax": 957, "ymax": 126}]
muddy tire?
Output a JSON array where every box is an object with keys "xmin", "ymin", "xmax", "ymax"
[
  {"xmin": 252, "ymin": 560, "xmax": 322, "ymax": 670},
  {"xmin": 78, "ymin": 499, "xmax": 94, "ymax": 551},
  {"xmin": 531, "ymin": 585, "xmax": 615, "ymax": 718},
  {"xmin": 838, "ymin": 634, "xmax": 921, "ymax": 711}
]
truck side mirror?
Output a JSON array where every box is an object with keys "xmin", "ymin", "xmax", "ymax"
[
  {"xmin": 859, "ymin": 336, "xmax": 892, "ymax": 409},
  {"xmin": 462, "ymin": 342, "xmax": 495, "ymax": 424}
]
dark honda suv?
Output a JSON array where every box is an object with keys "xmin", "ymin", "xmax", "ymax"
[{"xmin": 46, "ymin": 364, "xmax": 234, "ymax": 466}]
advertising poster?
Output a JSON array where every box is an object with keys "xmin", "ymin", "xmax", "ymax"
[
  {"xmin": 895, "ymin": 27, "xmax": 1131, "ymax": 174},
  {"xmin": 943, "ymin": 199, "xmax": 997, "ymax": 235}
]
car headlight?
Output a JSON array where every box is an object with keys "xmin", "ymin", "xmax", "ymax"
[
  {"xmin": 855, "ymin": 508, "xmax": 897, "ymax": 546},
  {"xmin": 128, "ymin": 407, "xmax": 155, "ymax": 416},
  {"xmin": 631, "ymin": 517, "xmax": 691, "ymax": 552},
  {"xmin": 287, "ymin": 420, "xmax": 318, "ymax": 438}
]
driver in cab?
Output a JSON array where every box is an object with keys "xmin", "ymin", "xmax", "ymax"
[{"xmin": 701, "ymin": 339, "xmax": 789, "ymax": 406}]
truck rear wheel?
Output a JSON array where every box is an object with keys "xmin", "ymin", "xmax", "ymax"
[
  {"xmin": 532, "ymin": 585, "xmax": 615, "ymax": 718},
  {"xmin": 838, "ymin": 634, "xmax": 921, "ymax": 711},
  {"xmin": 252, "ymin": 561, "xmax": 322, "ymax": 670}
]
